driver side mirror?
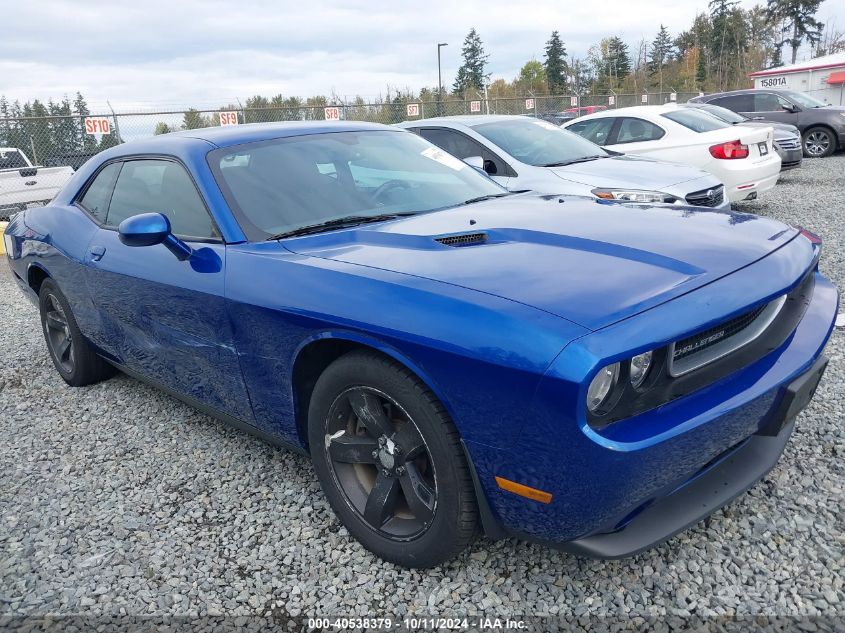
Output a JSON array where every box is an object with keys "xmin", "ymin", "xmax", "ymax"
[
  {"xmin": 463, "ymin": 155, "xmax": 498, "ymax": 176},
  {"xmin": 782, "ymin": 102, "xmax": 800, "ymax": 113},
  {"xmin": 118, "ymin": 212, "xmax": 193, "ymax": 261}
]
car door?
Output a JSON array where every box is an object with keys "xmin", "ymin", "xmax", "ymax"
[
  {"xmin": 601, "ymin": 117, "xmax": 667, "ymax": 156},
  {"xmin": 82, "ymin": 157, "xmax": 253, "ymax": 420},
  {"xmin": 749, "ymin": 92, "xmax": 797, "ymax": 125},
  {"xmin": 417, "ymin": 127, "xmax": 514, "ymax": 188}
]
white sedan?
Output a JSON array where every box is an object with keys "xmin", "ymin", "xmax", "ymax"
[{"xmin": 563, "ymin": 105, "xmax": 782, "ymax": 203}]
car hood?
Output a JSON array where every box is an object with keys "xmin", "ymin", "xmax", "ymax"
[
  {"xmin": 546, "ymin": 155, "xmax": 714, "ymax": 190},
  {"xmin": 284, "ymin": 195, "xmax": 799, "ymax": 331}
]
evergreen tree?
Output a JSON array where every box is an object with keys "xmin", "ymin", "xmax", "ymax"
[
  {"xmin": 766, "ymin": 0, "xmax": 824, "ymax": 63},
  {"xmin": 607, "ymin": 37, "xmax": 632, "ymax": 78},
  {"xmin": 154, "ymin": 122, "xmax": 173, "ymax": 135},
  {"xmin": 649, "ymin": 25, "xmax": 674, "ymax": 92},
  {"xmin": 452, "ymin": 28, "xmax": 490, "ymax": 93},
  {"xmin": 72, "ymin": 92, "xmax": 96, "ymax": 151},
  {"xmin": 543, "ymin": 31, "xmax": 568, "ymax": 94},
  {"xmin": 182, "ymin": 109, "xmax": 209, "ymax": 130}
]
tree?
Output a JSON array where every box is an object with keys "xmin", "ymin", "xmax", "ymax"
[
  {"xmin": 72, "ymin": 92, "xmax": 96, "ymax": 151},
  {"xmin": 516, "ymin": 60, "xmax": 547, "ymax": 93},
  {"xmin": 766, "ymin": 0, "xmax": 824, "ymax": 63},
  {"xmin": 543, "ymin": 31, "xmax": 568, "ymax": 93},
  {"xmin": 452, "ymin": 28, "xmax": 490, "ymax": 93},
  {"xmin": 182, "ymin": 109, "xmax": 210, "ymax": 130},
  {"xmin": 649, "ymin": 25, "xmax": 674, "ymax": 93},
  {"xmin": 154, "ymin": 122, "xmax": 173, "ymax": 135}
]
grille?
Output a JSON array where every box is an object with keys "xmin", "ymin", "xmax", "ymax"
[
  {"xmin": 774, "ymin": 138, "xmax": 801, "ymax": 151},
  {"xmin": 669, "ymin": 294, "xmax": 786, "ymax": 376},
  {"xmin": 435, "ymin": 232, "xmax": 487, "ymax": 247},
  {"xmin": 685, "ymin": 185, "xmax": 724, "ymax": 208}
]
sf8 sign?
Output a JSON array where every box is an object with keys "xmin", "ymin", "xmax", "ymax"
[{"xmin": 324, "ymin": 107, "xmax": 341, "ymax": 121}]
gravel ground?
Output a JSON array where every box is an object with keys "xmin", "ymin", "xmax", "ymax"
[{"xmin": 0, "ymin": 157, "xmax": 843, "ymax": 625}]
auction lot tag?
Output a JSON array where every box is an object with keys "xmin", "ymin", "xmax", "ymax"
[
  {"xmin": 219, "ymin": 111, "xmax": 239, "ymax": 126},
  {"xmin": 84, "ymin": 117, "xmax": 111, "ymax": 135},
  {"xmin": 324, "ymin": 106, "xmax": 341, "ymax": 121},
  {"xmin": 406, "ymin": 103, "xmax": 420, "ymax": 117},
  {"xmin": 421, "ymin": 146, "xmax": 465, "ymax": 171}
]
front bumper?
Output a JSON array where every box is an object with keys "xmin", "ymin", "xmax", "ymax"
[
  {"xmin": 561, "ymin": 355, "xmax": 827, "ymax": 558},
  {"xmin": 775, "ymin": 145, "xmax": 803, "ymax": 170}
]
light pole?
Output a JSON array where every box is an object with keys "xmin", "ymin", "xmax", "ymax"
[{"xmin": 437, "ymin": 42, "xmax": 448, "ymax": 116}]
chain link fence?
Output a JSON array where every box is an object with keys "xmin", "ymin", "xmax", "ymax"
[{"xmin": 0, "ymin": 92, "xmax": 699, "ymax": 217}]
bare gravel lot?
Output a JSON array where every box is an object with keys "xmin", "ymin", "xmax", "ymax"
[{"xmin": 1, "ymin": 157, "xmax": 843, "ymax": 627}]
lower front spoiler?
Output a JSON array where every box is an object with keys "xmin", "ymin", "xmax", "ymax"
[{"xmin": 556, "ymin": 354, "xmax": 828, "ymax": 559}]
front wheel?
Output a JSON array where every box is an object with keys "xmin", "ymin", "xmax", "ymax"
[
  {"xmin": 308, "ymin": 351, "xmax": 478, "ymax": 568},
  {"xmin": 802, "ymin": 127, "xmax": 836, "ymax": 158}
]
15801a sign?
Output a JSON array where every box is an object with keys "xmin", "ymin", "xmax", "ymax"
[{"xmin": 760, "ymin": 76, "xmax": 787, "ymax": 88}]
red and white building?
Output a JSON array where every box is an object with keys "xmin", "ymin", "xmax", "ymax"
[{"xmin": 749, "ymin": 52, "xmax": 845, "ymax": 105}]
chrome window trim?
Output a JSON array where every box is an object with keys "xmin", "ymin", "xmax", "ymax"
[{"xmin": 668, "ymin": 294, "xmax": 787, "ymax": 377}]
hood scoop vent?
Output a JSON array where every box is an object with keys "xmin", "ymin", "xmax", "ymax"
[{"xmin": 435, "ymin": 232, "xmax": 488, "ymax": 247}]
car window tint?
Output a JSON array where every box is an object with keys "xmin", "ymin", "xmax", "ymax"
[
  {"xmin": 615, "ymin": 118, "xmax": 666, "ymax": 143},
  {"xmin": 419, "ymin": 128, "xmax": 502, "ymax": 175},
  {"xmin": 754, "ymin": 93, "xmax": 783, "ymax": 112},
  {"xmin": 661, "ymin": 109, "xmax": 729, "ymax": 133},
  {"xmin": 107, "ymin": 159, "xmax": 218, "ymax": 239},
  {"xmin": 566, "ymin": 118, "xmax": 614, "ymax": 145},
  {"xmin": 78, "ymin": 162, "xmax": 121, "ymax": 223},
  {"xmin": 711, "ymin": 94, "xmax": 753, "ymax": 112}
]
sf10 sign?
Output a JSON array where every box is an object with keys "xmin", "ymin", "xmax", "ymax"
[
  {"xmin": 406, "ymin": 103, "xmax": 420, "ymax": 117},
  {"xmin": 219, "ymin": 111, "xmax": 239, "ymax": 126},
  {"xmin": 470, "ymin": 100, "xmax": 481, "ymax": 113},
  {"xmin": 525, "ymin": 98, "xmax": 535, "ymax": 110},
  {"xmin": 84, "ymin": 117, "xmax": 111, "ymax": 135},
  {"xmin": 324, "ymin": 106, "xmax": 341, "ymax": 121}
]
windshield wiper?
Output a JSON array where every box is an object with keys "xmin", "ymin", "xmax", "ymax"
[
  {"xmin": 266, "ymin": 213, "xmax": 412, "ymax": 240},
  {"xmin": 542, "ymin": 155, "xmax": 607, "ymax": 167},
  {"xmin": 463, "ymin": 192, "xmax": 512, "ymax": 205}
]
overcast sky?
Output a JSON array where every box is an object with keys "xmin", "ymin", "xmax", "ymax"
[{"xmin": 2, "ymin": 0, "xmax": 843, "ymax": 110}]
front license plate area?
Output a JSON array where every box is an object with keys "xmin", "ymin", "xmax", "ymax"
[
  {"xmin": 758, "ymin": 142, "xmax": 769, "ymax": 156},
  {"xmin": 758, "ymin": 356, "xmax": 828, "ymax": 436}
]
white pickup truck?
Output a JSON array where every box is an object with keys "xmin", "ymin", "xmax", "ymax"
[{"xmin": 1, "ymin": 148, "xmax": 75, "ymax": 220}]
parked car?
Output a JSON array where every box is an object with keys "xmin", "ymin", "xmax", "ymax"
[
  {"xmin": 563, "ymin": 105, "xmax": 782, "ymax": 203},
  {"xmin": 688, "ymin": 89, "xmax": 845, "ymax": 158},
  {"xmin": 0, "ymin": 148, "xmax": 75, "ymax": 220},
  {"xmin": 398, "ymin": 116, "xmax": 729, "ymax": 208},
  {"xmin": 680, "ymin": 103, "xmax": 803, "ymax": 170},
  {"xmin": 537, "ymin": 112, "xmax": 578, "ymax": 125},
  {"xmin": 5, "ymin": 121, "xmax": 837, "ymax": 568}
]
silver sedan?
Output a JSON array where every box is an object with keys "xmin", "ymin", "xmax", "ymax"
[{"xmin": 397, "ymin": 115, "xmax": 731, "ymax": 209}]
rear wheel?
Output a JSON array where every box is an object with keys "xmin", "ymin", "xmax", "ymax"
[
  {"xmin": 802, "ymin": 127, "xmax": 836, "ymax": 158},
  {"xmin": 308, "ymin": 350, "xmax": 477, "ymax": 568},
  {"xmin": 39, "ymin": 278, "xmax": 115, "ymax": 387}
]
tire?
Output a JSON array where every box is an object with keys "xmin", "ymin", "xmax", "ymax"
[
  {"xmin": 308, "ymin": 350, "xmax": 478, "ymax": 568},
  {"xmin": 802, "ymin": 127, "xmax": 836, "ymax": 158},
  {"xmin": 39, "ymin": 278, "xmax": 115, "ymax": 387}
]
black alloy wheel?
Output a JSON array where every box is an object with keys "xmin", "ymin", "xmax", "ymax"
[{"xmin": 324, "ymin": 386, "xmax": 437, "ymax": 539}]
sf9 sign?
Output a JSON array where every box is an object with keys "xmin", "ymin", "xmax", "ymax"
[{"xmin": 219, "ymin": 111, "xmax": 239, "ymax": 126}]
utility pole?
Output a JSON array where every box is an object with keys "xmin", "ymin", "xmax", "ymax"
[{"xmin": 437, "ymin": 42, "xmax": 448, "ymax": 116}]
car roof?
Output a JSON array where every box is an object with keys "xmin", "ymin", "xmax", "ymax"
[
  {"xmin": 161, "ymin": 120, "xmax": 397, "ymax": 148},
  {"xmin": 564, "ymin": 104, "xmax": 680, "ymax": 122},
  {"xmin": 697, "ymin": 88, "xmax": 795, "ymax": 98},
  {"xmin": 397, "ymin": 115, "xmax": 535, "ymax": 129}
]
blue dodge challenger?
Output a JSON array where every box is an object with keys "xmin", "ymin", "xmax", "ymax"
[{"xmin": 3, "ymin": 121, "xmax": 838, "ymax": 568}]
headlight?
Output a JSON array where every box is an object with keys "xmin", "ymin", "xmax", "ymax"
[
  {"xmin": 629, "ymin": 351, "xmax": 653, "ymax": 388},
  {"xmin": 592, "ymin": 188, "xmax": 678, "ymax": 203},
  {"xmin": 586, "ymin": 362, "xmax": 620, "ymax": 412}
]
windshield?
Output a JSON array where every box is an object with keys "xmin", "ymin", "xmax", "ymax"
[
  {"xmin": 661, "ymin": 109, "xmax": 730, "ymax": 133},
  {"xmin": 695, "ymin": 104, "xmax": 747, "ymax": 124},
  {"xmin": 0, "ymin": 150, "xmax": 28, "ymax": 170},
  {"xmin": 471, "ymin": 118, "xmax": 609, "ymax": 167},
  {"xmin": 783, "ymin": 91, "xmax": 827, "ymax": 108},
  {"xmin": 209, "ymin": 130, "xmax": 505, "ymax": 240}
]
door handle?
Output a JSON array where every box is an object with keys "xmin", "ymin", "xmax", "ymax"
[{"xmin": 89, "ymin": 245, "xmax": 106, "ymax": 261}]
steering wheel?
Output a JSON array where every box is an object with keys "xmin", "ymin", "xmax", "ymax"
[{"xmin": 371, "ymin": 179, "xmax": 411, "ymax": 203}]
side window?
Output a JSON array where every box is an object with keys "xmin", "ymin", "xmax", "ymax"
[
  {"xmin": 567, "ymin": 118, "xmax": 614, "ymax": 145},
  {"xmin": 711, "ymin": 94, "xmax": 753, "ymax": 112},
  {"xmin": 615, "ymin": 118, "xmax": 666, "ymax": 144},
  {"xmin": 106, "ymin": 159, "xmax": 218, "ymax": 239},
  {"xmin": 419, "ymin": 128, "xmax": 503, "ymax": 175},
  {"xmin": 754, "ymin": 93, "xmax": 782, "ymax": 112},
  {"xmin": 78, "ymin": 162, "xmax": 121, "ymax": 223}
]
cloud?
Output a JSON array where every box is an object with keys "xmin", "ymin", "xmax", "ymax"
[{"xmin": 2, "ymin": 0, "xmax": 843, "ymax": 108}]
